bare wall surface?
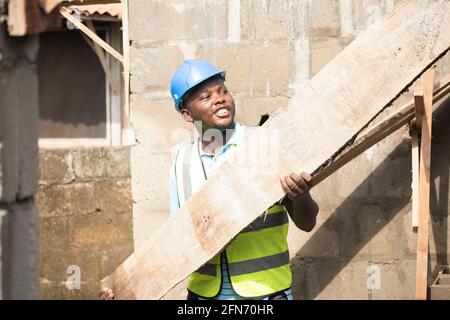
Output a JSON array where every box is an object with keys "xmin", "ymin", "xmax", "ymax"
[
  {"xmin": 37, "ymin": 147, "xmax": 134, "ymax": 299},
  {"xmin": 128, "ymin": 0, "xmax": 449, "ymax": 299},
  {"xmin": 0, "ymin": 23, "xmax": 40, "ymax": 299}
]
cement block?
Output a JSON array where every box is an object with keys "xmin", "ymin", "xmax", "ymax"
[
  {"xmin": 70, "ymin": 147, "xmax": 131, "ymax": 181},
  {"xmin": 369, "ymin": 150, "xmax": 411, "ymax": 199},
  {"xmin": 241, "ymin": 0, "xmax": 290, "ymax": 40},
  {"xmin": 310, "ymin": 0, "xmax": 340, "ymax": 38},
  {"xmin": 99, "ymin": 244, "xmax": 134, "ymax": 279},
  {"xmin": 130, "ymin": 150, "xmax": 171, "ymax": 208},
  {"xmin": 439, "ymin": 275, "xmax": 450, "ymax": 286},
  {"xmin": 133, "ymin": 206, "xmax": 169, "ymax": 251},
  {"xmin": 128, "ymin": 0, "xmax": 227, "ymax": 41},
  {"xmin": 252, "ymin": 43, "xmax": 292, "ymax": 96},
  {"xmin": 215, "ymin": 44, "xmax": 253, "ymax": 94},
  {"xmin": 310, "ymin": 38, "xmax": 346, "ymax": 76},
  {"xmin": 40, "ymin": 247, "xmax": 100, "ymax": 283},
  {"xmin": 1, "ymin": 200, "xmax": 40, "ymax": 299},
  {"xmin": 429, "ymin": 285, "xmax": 450, "ymax": 300},
  {"xmin": 105, "ymin": 147, "xmax": 131, "ymax": 178},
  {"xmin": 37, "ymin": 182, "xmax": 96, "ymax": 218},
  {"xmin": 130, "ymin": 43, "xmax": 184, "ymax": 93},
  {"xmin": 130, "ymin": 96, "xmax": 193, "ymax": 153},
  {"xmin": 238, "ymin": 96, "xmax": 289, "ymax": 126},
  {"xmin": 333, "ymin": 152, "xmax": 371, "ymax": 200},
  {"xmin": 38, "ymin": 149, "xmax": 75, "ymax": 185},
  {"xmin": 291, "ymin": 258, "xmax": 415, "ymax": 299},
  {"xmin": 94, "ymin": 179, "xmax": 132, "ymax": 215},
  {"xmin": 215, "ymin": 43, "xmax": 292, "ymax": 96},
  {"xmin": 71, "ymin": 148, "xmax": 109, "ymax": 180},
  {"xmin": 69, "ymin": 211, "xmax": 133, "ymax": 250},
  {"xmin": 40, "ymin": 216, "xmax": 73, "ymax": 252}
]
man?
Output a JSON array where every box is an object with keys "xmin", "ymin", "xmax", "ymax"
[
  {"xmin": 169, "ymin": 60, "xmax": 318, "ymax": 300},
  {"xmin": 99, "ymin": 60, "xmax": 319, "ymax": 300}
]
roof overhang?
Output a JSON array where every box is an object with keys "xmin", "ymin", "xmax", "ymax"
[{"xmin": 7, "ymin": 0, "xmax": 121, "ymax": 36}]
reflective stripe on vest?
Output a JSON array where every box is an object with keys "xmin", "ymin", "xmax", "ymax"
[{"xmin": 175, "ymin": 126, "xmax": 292, "ymax": 298}]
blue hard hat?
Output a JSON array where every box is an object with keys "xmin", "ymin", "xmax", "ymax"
[{"xmin": 170, "ymin": 60, "xmax": 226, "ymax": 112}]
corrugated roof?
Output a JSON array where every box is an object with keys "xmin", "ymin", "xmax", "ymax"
[
  {"xmin": 69, "ymin": 4, "xmax": 122, "ymax": 19},
  {"xmin": 40, "ymin": 0, "xmax": 121, "ymax": 14}
]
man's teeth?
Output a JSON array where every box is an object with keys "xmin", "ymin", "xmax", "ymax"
[{"xmin": 216, "ymin": 108, "xmax": 229, "ymax": 116}]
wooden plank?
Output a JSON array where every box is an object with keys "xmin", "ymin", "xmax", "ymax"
[
  {"xmin": 411, "ymin": 126, "xmax": 420, "ymax": 229},
  {"xmin": 102, "ymin": 1, "xmax": 450, "ymax": 299},
  {"xmin": 59, "ymin": 6, "xmax": 124, "ymax": 64},
  {"xmin": 415, "ymin": 67, "xmax": 435, "ymax": 300}
]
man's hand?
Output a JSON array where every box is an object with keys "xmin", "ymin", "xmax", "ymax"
[
  {"xmin": 279, "ymin": 172, "xmax": 312, "ymax": 200},
  {"xmin": 99, "ymin": 287, "xmax": 114, "ymax": 300}
]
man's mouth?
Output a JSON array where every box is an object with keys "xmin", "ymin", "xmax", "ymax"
[{"xmin": 213, "ymin": 106, "xmax": 231, "ymax": 118}]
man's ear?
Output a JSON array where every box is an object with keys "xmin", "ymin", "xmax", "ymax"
[{"xmin": 181, "ymin": 108, "xmax": 194, "ymax": 123}]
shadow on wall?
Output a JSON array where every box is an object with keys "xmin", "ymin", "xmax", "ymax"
[
  {"xmin": 430, "ymin": 96, "xmax": 450, "ymax": 271},
  {"xmin": 290, "ymin": 96, "xmax": 450, "ymax": 299}
]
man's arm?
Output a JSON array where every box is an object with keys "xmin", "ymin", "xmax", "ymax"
[{"xmin": 280, "ymin": 172, "xmax": 319, "ymax": 232}]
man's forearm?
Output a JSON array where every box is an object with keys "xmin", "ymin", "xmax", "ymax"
[{"xmin": 281, "ymin": 192, "xmax": 319, "ymax": 232}]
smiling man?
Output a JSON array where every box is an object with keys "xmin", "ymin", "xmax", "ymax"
[{"xmin": 168, "ymin": 60, "xmax": 319, "ymax": 301}]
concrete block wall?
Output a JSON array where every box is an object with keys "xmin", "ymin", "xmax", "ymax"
[
  {"xmin": 37, "ymin": 147, "xmax": 134, "ymax": 299},
  {"xmin": 128, "ymin": 0, "xmax": 450, "ymax": 299},
  {"xmin": 0, "ymin": 24, "xmax": 40, "ymax": 299}
]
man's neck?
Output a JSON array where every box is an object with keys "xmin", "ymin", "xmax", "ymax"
[{"xmin": 199, "ymin": 123, "xmax": 236, "ymax": 156}]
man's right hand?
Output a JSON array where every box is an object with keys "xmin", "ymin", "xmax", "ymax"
[{"xmin": 99, "ymin": 287, "xmax": 114, "ymax": 300}]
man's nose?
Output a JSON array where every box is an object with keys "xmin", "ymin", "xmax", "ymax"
[{"xmin": 212, "ymin": 92, "xmax": 225, "ymax": 104}]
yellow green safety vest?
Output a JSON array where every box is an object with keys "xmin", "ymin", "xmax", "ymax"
[{"xmin": 174, "ymin": 127, "xmax": 292, "ymax": 298}]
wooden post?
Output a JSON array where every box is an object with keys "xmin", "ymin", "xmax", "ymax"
[
  {"xmin": 415, "ymin": 67, "xmax": 435, "ymax": 300},
  {"xmin": 411, "ymin": 124, "xmax": 419, "ymax": 230}
]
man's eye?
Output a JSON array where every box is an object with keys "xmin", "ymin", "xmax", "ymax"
[{"xmin": 201, "ymin": 96, "xmax": 210, "ymax": 101}]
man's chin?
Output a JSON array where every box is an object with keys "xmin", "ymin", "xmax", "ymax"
[{"xmin": 213, "ymin": 117, "xmax": 235, "ymax": 130}]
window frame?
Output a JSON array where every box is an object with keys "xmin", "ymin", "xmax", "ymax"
[{"xmin": 38, "ymin": 23, "xmax": 122, "ymax": 148}]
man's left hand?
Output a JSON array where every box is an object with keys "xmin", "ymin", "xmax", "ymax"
[{"xmin": 280, "ymin": 172, "xmax": 312, "ymax": 200}]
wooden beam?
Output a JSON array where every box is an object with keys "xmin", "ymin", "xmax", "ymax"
[
  {"xmin": 415, "ymin": 67, "xmax": 435, "ymax": 300},
  {"xmin": 414, "ymin": 79, "xmax": 425, "ymax": 128},
  {"xmin": 59, "ymin": 6, "xmax": 124, "ymax": 64},
  {"xmin": 102, "ymin": 1, "xmax": 450, "ymax": 300},
  {"xmin": 311, "ymin": 73, "xmax": 450, "ymax": 187},
  {"xmin": 80, "ymin": 31, "xmax": 113, "ymax": 88}
]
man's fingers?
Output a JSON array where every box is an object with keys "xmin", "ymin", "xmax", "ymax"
[
  {"xmin": 99, "ymin": 288, "xmax": 114, "ymax": 300},
  {"xmin": 300, "ymin": 172, "xmax": 313, "ymax": 185},
  {"xmin": 280, "ymin": 177, "xmax": 296, "ymax": 199},
  {"xmin": 289, "ymin": 172, "xmax": 301, "ymax": 182},
  {"xmin": 285, "ymin": 176, "xmax": 300, "ymax": 191}
]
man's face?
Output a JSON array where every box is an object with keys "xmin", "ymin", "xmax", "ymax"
[{"xmin": 181, "ymin": 77, "xmax": 235, "ymax": 130}]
